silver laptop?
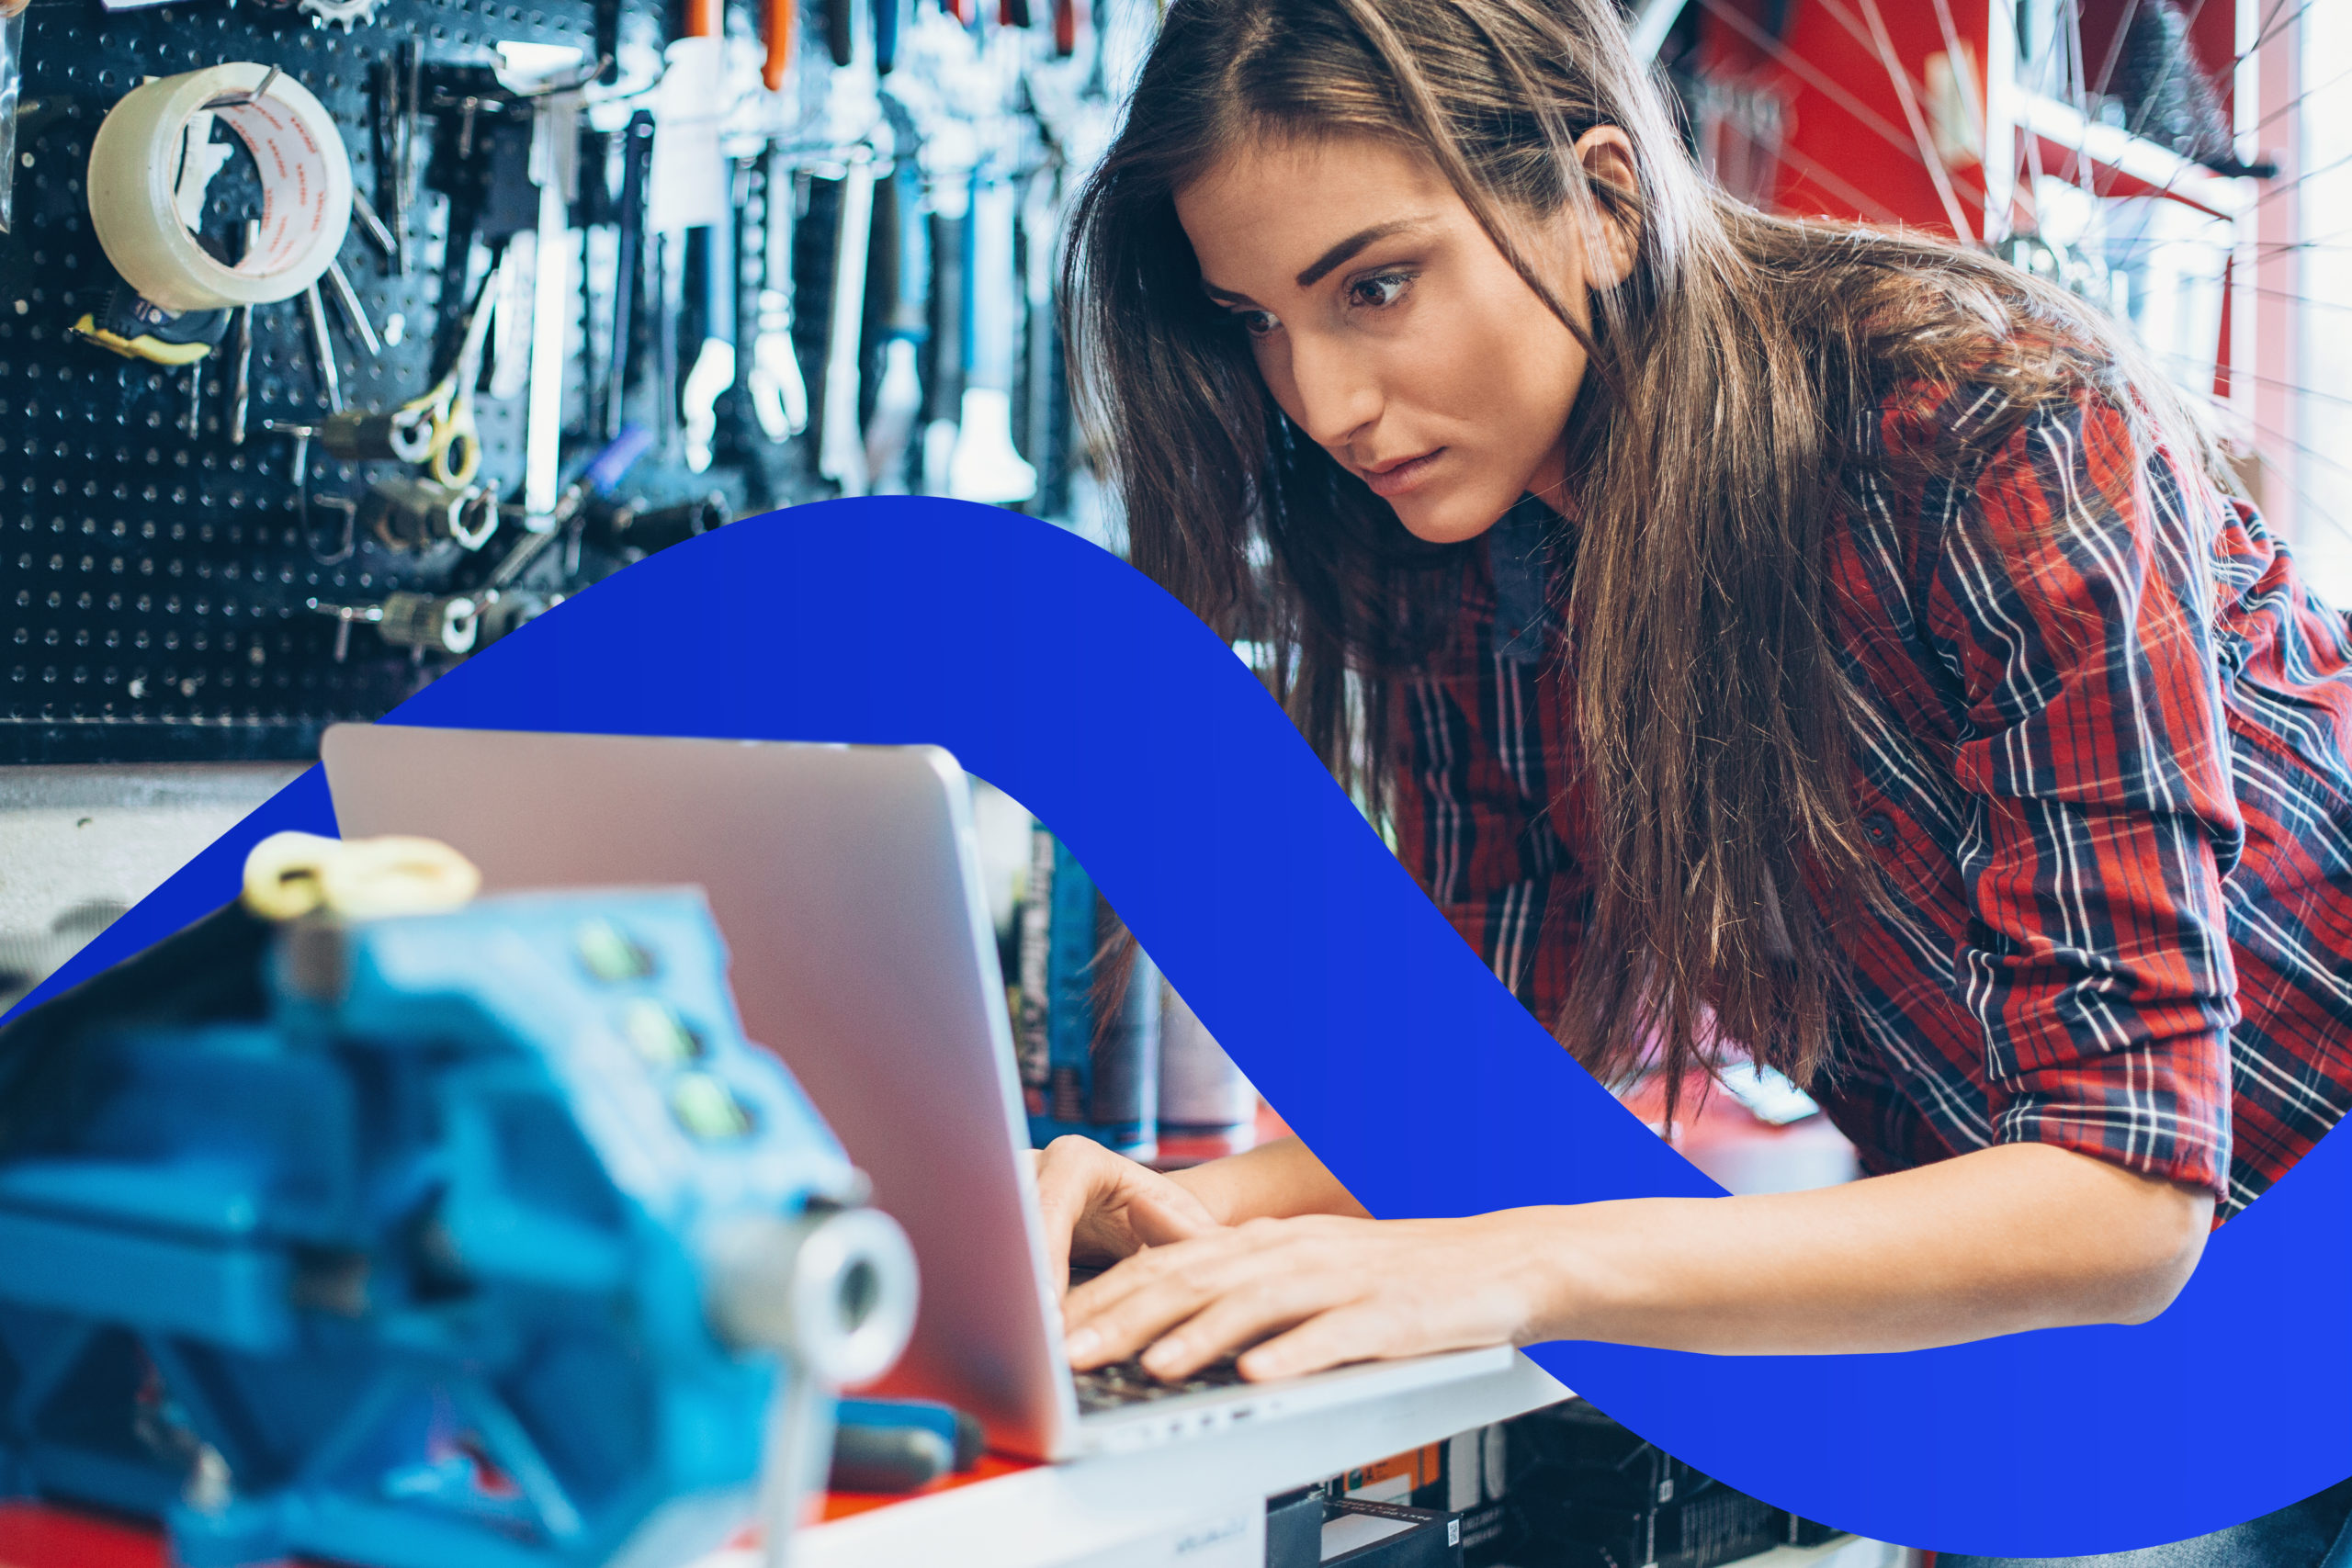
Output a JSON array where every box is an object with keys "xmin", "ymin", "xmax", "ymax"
[{"xmin": 322, "ymin": 725, "xmax": 1510, "ymax": 1461}]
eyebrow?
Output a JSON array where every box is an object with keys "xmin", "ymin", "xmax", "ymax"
[
  {"xmin": 1198, "ymin": 217, "xmax": 1435, "ymax": 306},
  {"xmin": 1294, "ymin": 220, "xmax": 1427, "ymax": 288}
]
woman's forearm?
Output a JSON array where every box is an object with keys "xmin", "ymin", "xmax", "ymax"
[
  {"xmin": 1171, "ymin": 1135, "xmax": 1370, "ymax": 1225},
  {"xmin": 1515, "ymin": 1141, "xmax": 2214, "ymax": 1354}
]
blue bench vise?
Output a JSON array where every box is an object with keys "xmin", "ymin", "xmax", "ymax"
[{"xmin": 0, "ymin": 840, "xmax": 917, "ymax": 1568}]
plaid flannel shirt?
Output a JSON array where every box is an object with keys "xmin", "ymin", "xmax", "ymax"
[{"xmin": 1393, "ymin": 383, "xmax": 2352, "ymax": 1218}]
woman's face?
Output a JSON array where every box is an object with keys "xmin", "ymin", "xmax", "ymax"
[{"xmin": 1174, "ymin": 131, "xmax": 1629, "ymax": 545}]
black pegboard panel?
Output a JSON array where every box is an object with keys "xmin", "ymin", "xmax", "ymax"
[{"xmin": 0, "ymin": 0, "xmax": 827, "ymax": 763}]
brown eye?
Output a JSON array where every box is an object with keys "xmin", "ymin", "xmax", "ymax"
[
  {"xmin": 1237, "ymin": 310, "xmax": 1279, "ymax": 337},
  {"xmin": 1349, "ymin": 273, "xmax": 1412, "ymax": 310}
]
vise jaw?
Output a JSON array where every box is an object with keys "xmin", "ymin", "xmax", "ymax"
[{"xmin": 0, "ymin": 876, "xmax": 914, "ymax": 1568}]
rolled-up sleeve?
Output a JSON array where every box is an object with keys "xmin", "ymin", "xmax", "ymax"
[{"xmin": 1927, "ymin": 389, "xmax": 2245, "ymax": 1199}]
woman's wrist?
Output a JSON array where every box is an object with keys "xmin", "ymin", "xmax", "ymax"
[{"xmin": 1469, "ymin": 1206, "xmax": 1607, "ymax": 1346}]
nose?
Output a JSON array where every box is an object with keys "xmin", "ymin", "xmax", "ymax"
[{"xmin": 1283, "ymin": 330, "xmax": 1382, "ymax": 452}]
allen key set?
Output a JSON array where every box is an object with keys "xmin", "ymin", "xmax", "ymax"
[{"xmin": 0, "ymin": 0, "xmax": 1134, "ymax": 761}]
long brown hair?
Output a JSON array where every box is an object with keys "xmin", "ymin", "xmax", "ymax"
[{"xmin": 1060, "ymin": 0, "xmax": 2222, "ymax": 1108}]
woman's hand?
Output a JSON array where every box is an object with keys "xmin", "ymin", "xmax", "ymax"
[
  {"xmin": 1032, "ymin": 1134, "xmax": 1225, "ymax": 1299},
  {"xmin": 1060, "ymin": 1212, "xmax": 1554, "ymax": 1382}
]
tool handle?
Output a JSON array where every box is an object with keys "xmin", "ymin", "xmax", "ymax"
[
  {"xmin": 684, "ymin": 0, "xmax": 720, "ymax": 36},
  {"xmin": 872, "ymin": 0, "xmax": 899, "ymax": 73},
  {"xmin": 826, "ymin": 0, "xmax": 854, "ymax": 68},
  {"xmin": 701, "ymin": 209, "xmax": 737, "ymax": 351},
  {"xmin": 605, "ymin": 111, "xmax": 654, "ymax": 440},
  {"xmin": 427, "ymin": 397, "xmax": 482, "ymax": 489},
  {"xmin": 584, "ymin": 423, "xmax": 656, "ymax": 494},
  {"xmin": 999, "ymin": 0, "xmax": 1027, "ymax": 27},
  {"xmin": 763, "ymin": 0, "xmax": 797, "ymax": 89},
  {"xmin": 923, "ymin": 209, "xmax": 965, "ymax": 425},
  {"xmin": 1052, "ymin": 0, "xmax": 1075, "ymax": 56}
]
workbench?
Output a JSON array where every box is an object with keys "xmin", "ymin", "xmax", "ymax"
[
  {"xmin": 792, "ymin": 1349, "xmax": 1564, "ymax": 1568},
  {"xmin": 0, "ymin": 1348, "xmax": 1921, "ymax": 1568}
]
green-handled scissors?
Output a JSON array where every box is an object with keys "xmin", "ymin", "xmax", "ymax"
[{"xmin": 393, "ymin": 255, "xmax": 506, "ymax": 490}]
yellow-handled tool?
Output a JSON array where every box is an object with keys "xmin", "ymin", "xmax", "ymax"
[{"xmin": 392, "ymin": 255, "xmax": 505, "ymax": 489}]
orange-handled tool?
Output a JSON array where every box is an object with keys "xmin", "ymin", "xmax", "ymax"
[
  {"xmin": 684, "ymin": 0, "xmax": 720, "ymax": 37},
  {"xmin": 763, "ymin": 0, "xmax": 796, "ymax": 89}
]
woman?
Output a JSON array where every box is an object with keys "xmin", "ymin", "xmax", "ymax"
[{"xmin": 1040, "ymin": 0, "xmax": 2352, "ymax": 1559}]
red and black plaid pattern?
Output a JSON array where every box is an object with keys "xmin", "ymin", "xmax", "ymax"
[{"xmin": 1392, "ymin": 384, "xmax": 2352, "ymax": 1217}]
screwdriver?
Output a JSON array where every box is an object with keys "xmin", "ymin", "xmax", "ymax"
[{"xmin": 763, "ymin": 0, "xmax": 797, "ymax": 88}]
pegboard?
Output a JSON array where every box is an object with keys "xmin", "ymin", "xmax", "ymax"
[{"xmin": 0, "ymin": 0, "xmax": 841, "ymax": 763}]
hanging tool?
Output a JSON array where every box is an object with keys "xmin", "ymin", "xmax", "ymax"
[
  {"xmin": 316, "ymin": 407, "xmax": 435, "ymax": 463},
  {"xmin": 604, "ymin": 111, "xmax": 654, "ymax": 439},
  {"xmin": 921, "ymin": 184, "xmax": 967, "ymax": 495},
  {"xmin": 1000, "ymin": 0, "xmax": 1028, "ymax": 30},
  {"xmin": 586, "ymin": 490, "xmax": 729, "ymax": 554},
  {"xmin": 681, "ymin": 196, "xmax": 738, "ymax": 476},
  {"xmin": 360, "ymin": 475, "xmax": 499, "ymax": 552},
  {"xmin": 349, "ymin": 187, "xmax": 397, "ymax": 260},
  {"xmin": 69, "ymin": 286, "xmax": 230, "ymax": 365},
  {"xmin": 523, "ymin": 88, "xmax": 581, "ymax": 521},
  {"xmin": 303, "ymin": 281, "xmax": 344, "ymax": 413},
  {"xmin": 747, "ymin": 150, "xmax": 810, "ymax": 445},
  {"xmin": 230, "ymin": 220, "xmax": 257, "ymax": 445},
  {"xmin": 324, "ymin": 259, "xmax": 382, "ymax": 356},
  {"xmin": 306, "ymin": 592, "xmax": 478, "ymax": 656},
  {"xmin": 949, "ymin": 175, "xmax": 1035, "ymax": 504},
  {"xmin": 397, "ymin": 40, "xmax": 421, "ymax": 272},
  {"xmin": 479, "ymin": 425, "xmax": 654, "ymax": 592},
  {"xmin": 0, "ymin": 6, "xmax": 23, "ymax": 236},
  {"xmin": 763, "ymin": 0, "xmax": 798, "ymax": 89},
  {"xmin": 392, "ymin": 255, "xmax": 505, "ymax": 490},
  {"xmin": 263, "ymin": 419, "xmax": 356, "ymax": 565},
  {"xmin": 656, "ymin": 231, "xmax": 684, "ymax": 460},
  {"xmin": 874, "ymin": 0, "xmax": 901, "ymax": 73},
  {"xmin": 817, "ymin": 154, "xmax": 876, "ymax": 494},
  {"xmin": 827, "ymin": 0, "xmax": 856, "ymax": 69},
  {"xmin": 863, "ymin": 167, "xmax": 921, "ymax": 492},
  {"xmin": 650, "ymin": 16, "xmax": 728, "ymax": 465},
  {"xmin": 1021, "ymin": 170, "xmax": 1057, "ymax": 502},
  {"xmin": 1052, "ymin": 0, "xmax": 1076, "ymax": 58}
]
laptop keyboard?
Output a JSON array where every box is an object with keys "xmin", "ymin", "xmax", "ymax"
[{"xmin": 1073, "ymin": 1357, "xmax": 1250, "ymax": 1415}]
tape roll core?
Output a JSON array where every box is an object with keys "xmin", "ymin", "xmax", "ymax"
[{"xmin": 88, "ymin": 63, "xmax": 353, "ymax": 311}]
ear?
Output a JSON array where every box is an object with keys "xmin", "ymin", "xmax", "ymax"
[{"xmin": 1569, "ymin": 126, "xmax": 1640, "ymax": 290}]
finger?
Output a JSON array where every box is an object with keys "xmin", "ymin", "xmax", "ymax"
[
  {"xmin": 1137, "ymin": 1270, "xmax": 1346, "ymax": 1380},
  {"xmin": 1122, "ymin": 1183, "xmax": 1221, "ymax": 1247},
  {"xmin": 1063, "ymin": 1245, "xmax": 1254, "ymax": 1370},
  {"xmin": 1235, "ymin": 1303, "xmax": 1404, "ymax": 1382},
  {"xmin": 1031, "ymin": 1140, "xmax": 1111, "ymax": 1304},
  {"xmin": 1062, "ymin": 1223, "xmax": 1252, "ymax": 1337},
  {"xmin": 1065, "ymin": 1211, "xmax": 1305, "ymax": 1333}
]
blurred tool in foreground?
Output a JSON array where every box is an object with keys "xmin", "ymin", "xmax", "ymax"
[{"xmin": 0, "ymin": 833, "xmax": 917, "ymax": 1568}]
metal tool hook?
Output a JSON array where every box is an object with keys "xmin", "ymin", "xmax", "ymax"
[{"xmin": 205, "ymin": 65, "xmax": 283, "ymax": 110}]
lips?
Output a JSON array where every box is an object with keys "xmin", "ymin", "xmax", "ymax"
[{"xmin": 1358, "ymin": 448, "xmax": 1446, "ymax": 500}]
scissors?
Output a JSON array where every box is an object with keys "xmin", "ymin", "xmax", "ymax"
[{"xmin": 393, "ymin": 255, "xmax": 506, "ymax": 490}]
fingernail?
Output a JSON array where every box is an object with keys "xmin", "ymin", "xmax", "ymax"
[
  {"xmin": 1065, "ymin": 1327, "xmax": 1100, "ymax": 1362},
  {"xmin": 1143, "ymin": 1337, "xmax": 1183, "ymax": 1371}
]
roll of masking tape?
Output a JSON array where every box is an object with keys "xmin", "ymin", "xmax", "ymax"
[{"xmin": 87, "ymin": 63, "xmax": 352, "ymax": 312}]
